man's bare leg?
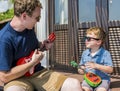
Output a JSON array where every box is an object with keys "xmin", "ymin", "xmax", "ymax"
[{"xmin": 61, "ymin": 78, "xmax": 83, "ymax": 91}]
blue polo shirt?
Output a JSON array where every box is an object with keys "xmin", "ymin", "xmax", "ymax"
[{"xmin": 79, "ymin": 47, "xmax": 113, "ymax": 81}]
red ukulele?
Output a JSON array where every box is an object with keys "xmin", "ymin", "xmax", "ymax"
[{"xmin": 17, "ymin": 32, "xmax": 56, "ymax": 77}]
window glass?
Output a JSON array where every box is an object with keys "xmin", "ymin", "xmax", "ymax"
[
  {"xmin": 109, "ymin": 0, "xmax": 120, "ymax": 20},
  {"xmin": 78, "ymin": 0, "xmax": 96, "ymax": 23},
  {"xmin": 55, "ymin": 0, "xmax": 68, "ymax": 24}
]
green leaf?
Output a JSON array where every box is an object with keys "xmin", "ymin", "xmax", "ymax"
[{"xmin": 0, "ymin": 9, "xmax": 14, "ymax": 22}]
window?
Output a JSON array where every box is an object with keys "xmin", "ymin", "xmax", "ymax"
[
  {"xmin": 109, "ymin": 0, "xmax": 120, "ymax": 20},
  {"xmin": 78, "ymin": 0, "xmax": 96, "ymax": 23},
  {"xmin": 55, "ymin": 0, "xmax": 68, "ymax": 24}
]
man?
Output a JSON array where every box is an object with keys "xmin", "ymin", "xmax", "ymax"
[{"xmin": 0, "ymin": 0, "xmax": 82, "ymax": 91}]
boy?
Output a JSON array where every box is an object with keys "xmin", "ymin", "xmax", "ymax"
[{"xmin": 78, "ymin": 27, "xmax": 113, "ymax": 91}]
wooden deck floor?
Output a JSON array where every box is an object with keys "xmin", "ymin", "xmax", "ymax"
[{"xmin": 58, "ymin": 71, "xmax": 120, "ymax": 91}]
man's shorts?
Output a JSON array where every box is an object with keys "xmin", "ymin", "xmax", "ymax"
[{"xmin": 4, "ymin": 69, "xmax": 68, "ymax": 91}]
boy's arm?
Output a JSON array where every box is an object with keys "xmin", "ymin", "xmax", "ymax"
[
  {"xmin": 85, "ymin": 62, "xmax": 113, "ymax": 74},
  {"xmin": 95, "ymin": 63, "xmax": 113, "ymax": 73},
  {"xmin": 96, "ymin": 51, "xmax": 113, "ymax": 74},
  {"xmin": 85, "ymin": 50, "xmax": 113, "ymax": 74}
]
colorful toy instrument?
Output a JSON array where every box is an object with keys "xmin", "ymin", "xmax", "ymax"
[
  {"xmin": 70, "ymin": 61, "xmax": 102, "ymax": 87},
  {"xmin": 17, "ymin": 32, "xmax": 56, "ymax": 77},
  {"xmin": 84, "ymin": 72, "xmax": 102, "ymax": 87}
]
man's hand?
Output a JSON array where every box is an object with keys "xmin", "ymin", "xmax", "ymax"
[
  {"xmin": 31, "ymin": 49, "xmax": 44, "ymax": 65},
  {"xmin": 42, "ymin": 39, "xmax": 53, "ymax": 50},
  {"xmin": 40, "ymin": 32, "xmax": 56, "ymax": 51}
]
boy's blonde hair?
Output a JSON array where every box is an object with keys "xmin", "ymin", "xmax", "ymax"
[
  {"xmin": 14, "ymin": 0, "xmax": 42, "ymax": 17},
  {"xmin": 86, "ymin": 27, "xmax": 106, "ymax": 43}
]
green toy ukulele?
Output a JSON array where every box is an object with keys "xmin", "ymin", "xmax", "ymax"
[{"xmin": 70, "ymin": 61, "xmax": 102, "ymax": 87}]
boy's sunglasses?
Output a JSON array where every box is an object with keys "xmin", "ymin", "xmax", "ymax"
[{"xmin": 84, "ymin": 36, "xmax": 100, "ymax": 41}]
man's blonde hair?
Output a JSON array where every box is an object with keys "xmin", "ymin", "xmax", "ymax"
[
  {"xmin": 14, "ymin": 0, "xmax": 42, "ymax": 17},
  {"xmin": 86, "ymin": 27, "xmax": 106, "ymax": 43}
]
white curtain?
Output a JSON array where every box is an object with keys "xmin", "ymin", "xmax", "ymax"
[
  {"xmin": 36, "ymin": 0, "xmax": 49, "ymax": 68},
  {"xmin": 36, "ymin": 0, "xmax": 68, "ymax": 68}
]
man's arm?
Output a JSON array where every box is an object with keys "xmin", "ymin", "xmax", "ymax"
[
  {"xmin": 0, "ymin": 50, "xmax": 44, "ymax": 84},
  {"xmin": 0, "ymin": 61, "xmax": 35, "ymax": 84}
]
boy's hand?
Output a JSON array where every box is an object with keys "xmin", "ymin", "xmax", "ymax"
[
  {"xmin": 80, "ymin": 65, "xmax": 86, "ymax": 70},
  {"xmin": 78, "ymin": 68, "xmax": 85, "ymax": 75},
  {"xmin": 78, "ymin": 65, "xmax": 85, "ymax": 74},
  {"xmin": 85, "ymin": 61, "xmax": 97, "ymax": 69}
]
